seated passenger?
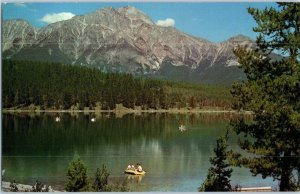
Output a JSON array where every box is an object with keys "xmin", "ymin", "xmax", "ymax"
[
  {"xmin": 137, "ymin": 164, "xmax": 143, "ymax": 172},
  {"xmin": 127, "ymin": 164, "xmax": 131, "ymax": 170}
]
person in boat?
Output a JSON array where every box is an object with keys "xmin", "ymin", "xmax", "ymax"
[
  {"xmin": 127, "ymin": 164, "xmax": 131, "ymax": 170},
  {"xmin": 136, "ymin": 163, "xmax": 143, "ymax": 172},
  {"xmin": 131, "ymin": 164, "xmax": 135, "ymax": 170}
]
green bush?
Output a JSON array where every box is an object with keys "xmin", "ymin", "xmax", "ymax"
[
  {"xmin": 93, "ymin": 165, "xmax": 110, "ymax": 191},
  {"xmin": 65, "ymin": 157, "xmax": 91, "ymax": 192}
]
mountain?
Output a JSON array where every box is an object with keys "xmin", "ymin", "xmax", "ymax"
[
  {"xmin": 2, "ymin": 6, "xmax": 255, "ymax": 84},
  {"xmin": 3, "ymin": 19, "xmax": 37, "ymax": 57}
]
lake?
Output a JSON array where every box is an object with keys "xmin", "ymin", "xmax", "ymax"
[{"xmin": 2, "ymin": 112, "xmax": 276, "ymax": 191}]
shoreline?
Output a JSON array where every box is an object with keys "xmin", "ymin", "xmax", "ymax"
[
  {"xmin": 1, "ymin": 181, "xmax": 59, "ymax": 192},
  {"xmin": 2, "ymin": 108, "xmax": 252, "ymax": 114}
]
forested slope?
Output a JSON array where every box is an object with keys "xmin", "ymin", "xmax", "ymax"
[{"xmin": 2, "ymin": 60, "xmax": 232, "ymax": 110}]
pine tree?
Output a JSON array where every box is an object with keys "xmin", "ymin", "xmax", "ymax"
[
  {"xmin": 230, "ymin": 3, "xmax": 300, "ymax": 191},
  {"xmin": 199, "ymin": 134, "xmax": 232, "ymax": 191},
  {"xmin": 65, "ymin": 157, "xmax": 91, "ymax": 192},
  {"xmin": 93, "ymin": 165, "xmax": 110, "ymax": 192}
]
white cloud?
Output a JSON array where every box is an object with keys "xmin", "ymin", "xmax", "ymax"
[
  {"xmin": 14, "ymin": 3, "xmax": 27, "ymax": 8},
  {"xmin": 156, "ymin": 18, "xmax": 175, "ymax": 27},
  {"xmin": 40, "ymin": 12, "xmax": 75, "ymax": 24}
]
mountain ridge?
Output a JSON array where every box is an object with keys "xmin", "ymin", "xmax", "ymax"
[{"xmin": 2, "ymin": 6, "xmax": 254, "ymax": 84}]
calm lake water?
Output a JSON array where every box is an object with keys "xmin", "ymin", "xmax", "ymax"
[{"xmin": 2, "ymin": 112, "xmax": 276, "ymax": 191}]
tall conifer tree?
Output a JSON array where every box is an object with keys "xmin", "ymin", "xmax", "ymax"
[
  {"xmin": 231, "ymin": 3, "xmax": 300, "ymax": 191},
  {"xmin": 199, "ymin": 134, "xmax": 232, "ymax": 191},
  {"xmin": 66, "ymin": 157, "xmax": 91, "ymax": 192}
]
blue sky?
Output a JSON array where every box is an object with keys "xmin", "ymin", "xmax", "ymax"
[{"xmin": 2, "ymin": 2, "xmax": 277, "ymax": 42}]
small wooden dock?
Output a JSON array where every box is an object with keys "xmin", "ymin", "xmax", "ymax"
[{"xmin": 235, "ymin": 186, "xmax": 272, "ymax": 192}]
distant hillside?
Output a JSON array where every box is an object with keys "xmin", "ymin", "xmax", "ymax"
[{"xmin": 2, "ymin": 60, "xmax": 233, "ymax": 110}]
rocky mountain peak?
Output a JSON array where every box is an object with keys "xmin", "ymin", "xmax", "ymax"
[
  {"xmin": 227, "ymin": 34, "xmax": 252, "ymax": 41},
  {"xmin": 3, "ymin": 19, "xmax": 37, "ymax": 55},
  {"xmin": 3, "ymin": 19, "xmax": 36, "ymax": 35},
  {"xmin": 4, "ymin": 19, "xmax": 29, "ymax": 25},
  {"xmin": 224, "ymin": 34, "xmax": 255, "ymax": 47},
  {"xmin": 117, "ymin": 6, "xmax": 154, "ymax": 25}
]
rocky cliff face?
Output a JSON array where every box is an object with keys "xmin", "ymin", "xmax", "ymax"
[
  {"xmin": 2, "ymin": 6, "xmax": 254, "ymax": 84},
  {"xmin": 3, "ymin": 19, "xmax": 37, "ymax": 57}
]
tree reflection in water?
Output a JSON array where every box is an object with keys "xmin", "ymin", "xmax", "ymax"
[{"xmin": 2, "ymin": 112, "xmax": 258, "ymax": 191}]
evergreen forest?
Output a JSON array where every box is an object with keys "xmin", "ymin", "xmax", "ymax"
[{"xmin": 2, "ymin": 60, "xmax": 232, "ymax": 110}]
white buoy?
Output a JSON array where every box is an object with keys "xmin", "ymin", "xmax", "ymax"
[
  {"xmin": 179, "ymin": 125, "xmax": 186, "ymax": 132},
  {"xmin": 91, "ymin": 118, "xmax": 96, "ymax": 122},
  {"xmin": 55, "ymin": 117, "xmax": 60, "ymax": 122}
]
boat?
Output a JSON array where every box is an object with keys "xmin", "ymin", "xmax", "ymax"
[{"xmin": 124, "ymin": 169, "xmax": 146, "ymax": 175}]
